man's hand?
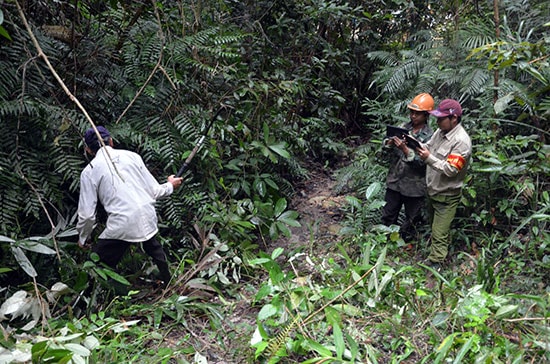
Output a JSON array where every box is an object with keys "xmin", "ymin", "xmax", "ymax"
[
  {"xmin": 78, "ymin": 239, "xmax": 91, "ymax": 250},
  {"xmin": 168, "ymin": 175, "xmax": 183, "ymax": 189},
  {"xmin": 417, "ymin": 146, "xmax": 431, "ymax": 160},
  {"xmin": 392, "ymin": 136, "xmax": 410, "ymax": 154}
]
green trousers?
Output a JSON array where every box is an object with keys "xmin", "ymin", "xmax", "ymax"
[{"xmin": 426, "ymin": 193, "xmax": 461, "ymax": 263}]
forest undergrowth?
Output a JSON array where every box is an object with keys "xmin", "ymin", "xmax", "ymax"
[
  {"xmin": 0, "ymin": 155, "xmax": 548, "ymax": 364},
  {"xmin": 169, "ymin": 157, "xmax": 549, "ymax": 363}
]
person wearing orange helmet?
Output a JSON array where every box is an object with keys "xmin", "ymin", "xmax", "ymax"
[{"xmin": 381, "ymin": 93, "xmax": 434, "ymax": 244}]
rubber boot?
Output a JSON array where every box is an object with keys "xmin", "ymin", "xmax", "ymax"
[{"xmin": 155, "ymin": 260, "xmax": 171, "ymax": 288}]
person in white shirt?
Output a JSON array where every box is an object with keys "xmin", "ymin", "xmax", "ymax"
[
  {"xmin": 416, "ymin": 99, "xmax": 472, "ymax": 268},
  {"xmin": 77, "ymin": 126, "xmax": 183, "ymax": 288}
]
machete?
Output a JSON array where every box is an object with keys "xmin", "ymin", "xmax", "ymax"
[{"xmin": 175, "ymin": 108, "xmax": 222, "ymax": 178}]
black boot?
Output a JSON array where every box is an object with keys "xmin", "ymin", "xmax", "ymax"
[{"xmin": 154, "ymin": 260, "xmax": 171, "ymax": 288}]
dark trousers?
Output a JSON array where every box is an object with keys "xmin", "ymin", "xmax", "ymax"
[
  {"xmin": 381, "ymin": 188, "xmax": 425, "ymax": 242},
  {"xmin": 92, "ymin": 236, "xmax": 171, "ymax": 285}
]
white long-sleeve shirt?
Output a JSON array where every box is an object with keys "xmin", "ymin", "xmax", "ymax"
[
  {"xmin": 76, "ymin": 146, "xmax": 173, "ymax": 245},
  {"xmin": 424, "ymin": 124, "xmax": 472, "ymax": 196}
]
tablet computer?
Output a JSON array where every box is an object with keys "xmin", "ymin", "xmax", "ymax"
[
  {"xmin": 404, "ymin": 134, "xmax": 422, "ymax": 150},
  {"xmin": 386, "ymin": 125, "xmax": 409, "ymax": 138}
]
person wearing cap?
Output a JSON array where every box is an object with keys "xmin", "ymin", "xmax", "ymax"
[
  {"xmin": 416, "ymin": 99, "xmax": 472, "ymax": 268},
  {"xmin": 76, "ymin": 126, "xmax": 183, "ymax": 288},
  {"xmin": 380, "ymin": 93, "xmax": 434, "ymax": 243}
]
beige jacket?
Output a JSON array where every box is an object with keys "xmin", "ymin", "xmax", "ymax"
[{"xmin": 424, "ymin": 124, "xmax": 472, "ymax": 196}]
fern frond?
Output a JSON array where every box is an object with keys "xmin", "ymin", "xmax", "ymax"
[
  {"xmin": 367, "ymin": 50, "xmax": 400, "ymax": 67},
  {"xmin": 459, "ymin": 68, "xmax": 491, "ymax": 96},
  {"xmin": 265, "ymin": 314, "xmax": 301, "ymax": 360},
  {"xmin": 460, "ymin": 17, "xmax": 497, "ymax": 50}
]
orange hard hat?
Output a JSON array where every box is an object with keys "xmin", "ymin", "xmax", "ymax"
[{"xmin": 407, "ymin": 93, "xmax": 435, "ymax": 112}]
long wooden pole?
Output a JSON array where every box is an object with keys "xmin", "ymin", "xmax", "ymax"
[
  {"xmin": 15, "ymin": 0, "xmax": 123, "ymax": 181},
  {"xmin": 493, "ymin": 0, "xmax": 500, "ymax": 105}
]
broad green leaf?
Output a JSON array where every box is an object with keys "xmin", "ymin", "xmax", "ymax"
[
  {"xmin": 250, "ymin": 141, "xmax": 269, "ymax": 157},
  {"xmin": 56, "ymin": 228, "xmax": 78, "ymax": 238},
  {"xmin": 522, "ymin": 63, "xmax": 548, "ymax": 84},
  {"xmin": 303, "ymin": 338, "xmax": 332, "ymax": 357},
  {"xmin": 332, "ymin": 322, "xmax": 344, "ymax": 359},
  {"xmin": 253, "ymin": 178, "xmax": 266, "ymax": 197},
  {"xmin": 494, "ymin": 93, "xmax": 515, "ymax": 114},
  {"xmin": 365, "ymin": 182, "xmax": 381, "ymax": 200},
  {"xmin": 434, "ymin": 333, "xmax": 458, "ymax": 364},
  {"xmin": 495, "ymin": 304, "xmax": 518, "ymax": 319},
  {"xmin": 63, "ymin": 343, "xmax": 90, "ymax": 357},
  {"xmin": 370, "ymin": 200, "xmax": 386, "ymax": 209},
  {"xmin": 351, "ymin": 270, "xmax": 364, "ymax": 287},
  {"xmin": 0, "ymin": 25, "xmax": 11, "ymax": 41},
  {"xmin": 256, "ymin": 321, "xmax": 270, "ymax": 339},
  {"xmin": 274, "ymin": 221, "xmax": 291, "ymax": 238},
  {"xmin": 374, "ymin": 246, "xmax": 387, "ymax": 274},
  {"xmin": 16, "ymin": 240, "xmax": 56, "ymax": 255},
  {"xmin": 453, "ymin": 334, "xmax": 477, "ymax": 364},
  {"xmin": 376, "ymin": 269, "xmax": 395, "ymax": 296},
  {"xmin": 0, "ymin": 235, "xmax": 15, "ymax": 243},
  {"xmin": 102, "ymin": 268, "xmax": 130, "ymax": 285},
  {"xmin": 250, "ymin": 327, "xmax": 263, "ymax": 346},
  {"xmin": 264, "ymin": 177, "xmax": 279, "ymax": 191},
  {"xmin": 325, "ymin": 307, "xmax": 344, "ymax": 359},
  {"xmin": 345, "ymin": 332, "xmax": 359, "ymax": 362},
  {"xmin": 344, "ymin": 196, "xmax": 361, "ymax": 210},
  {"xmin": 53, "ymin": 333, "xmax": 84, "ymax": 342},
  {"xmin": 217, "ymin": 271, "xmax": 231, "ymax": 284},
  {"xmin": 82, "ymin": 336, "xmax": 100, "ymax": 351},
  {"xmin": 475, "ymin": 166, "xmax": 504, "ymax": 172},
  {"xmin": 477, "ymin": 156, "xmax": 502, "ymax": 165},
  {"xmin": 278, "ymin": 210, "xmax": 301, "ymax": 227},
  {"xmin": 258, "ymin": 304, "xmax": 278, "ymax": 320},
  {"xmin": 330, "ymin": 303, "xmax": 362, "ymax": 317},
  {"xmin": 255, "ymin": 285, "xmax": 273, "ymax": 301},
  {"xmin": 271, "ymin": 247, "xmax": 284, "ymax": 260},
  {"xmin": 389, "ymin": 231, "xmax": 401, "ymax": 242},
  {"xmin": 111, "ymin": 320, "xmax": 140, "ymax": 333},
  {"xmin": 94, "ymin": 268, "xmax": 107, "ymax": 280},
  {"xmin": 267, "ymin": 142, "xmax": 290, "ymax": 159},
  {"xmin": 253, "ymin": 340, "xmax": 268, "ymax": 357},
  {"xmin": 248, "ymin": 258, "xmax": 271, "ymax": 265},
  {"xmin": 32, "ymin": 341, "xmax": 49, "ymax": 364},
  {"xmin": 416, "ymin": 289, "xmax": 428, "ymax": 297},
  {"xmin": 40, "ymin": 348, "xmax": 72, "ymax": 362},
  {"xmin": 432, "ymin": 312, "xmax": 450, "ymax": 327},
  {"xmin": 11, "ymin": 246, "xmax": 37, "ymax": 277},
  {"xmin": 274, "ymin": 198, "xmax": 287, "ymax": 216}
]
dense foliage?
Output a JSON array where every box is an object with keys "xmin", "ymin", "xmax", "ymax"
[{"xmin": 0, "ymin": 0, "xmax": 548, "ymax": 362}]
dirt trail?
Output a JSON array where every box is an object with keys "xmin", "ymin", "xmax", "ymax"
[
  {"xmin": 275, "ymin": 166, "xmax": 347, "ymax": 254},
  {"xmin": 209, "ymin": 165, "xmax": 350, "ymax": 363}
]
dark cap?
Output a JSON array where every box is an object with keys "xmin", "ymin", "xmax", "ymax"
[
  {"xmin": 84, "ymin": 126, "xmax": 111, "ymax": 151},
  {"xmin": 429, "ymin": 99, "xmax": 463, "ymax": 118}
]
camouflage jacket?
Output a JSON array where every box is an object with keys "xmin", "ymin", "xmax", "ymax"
[{"xmin": 381, "ymin": 122, "xmax": 433, "ymax": 197}]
